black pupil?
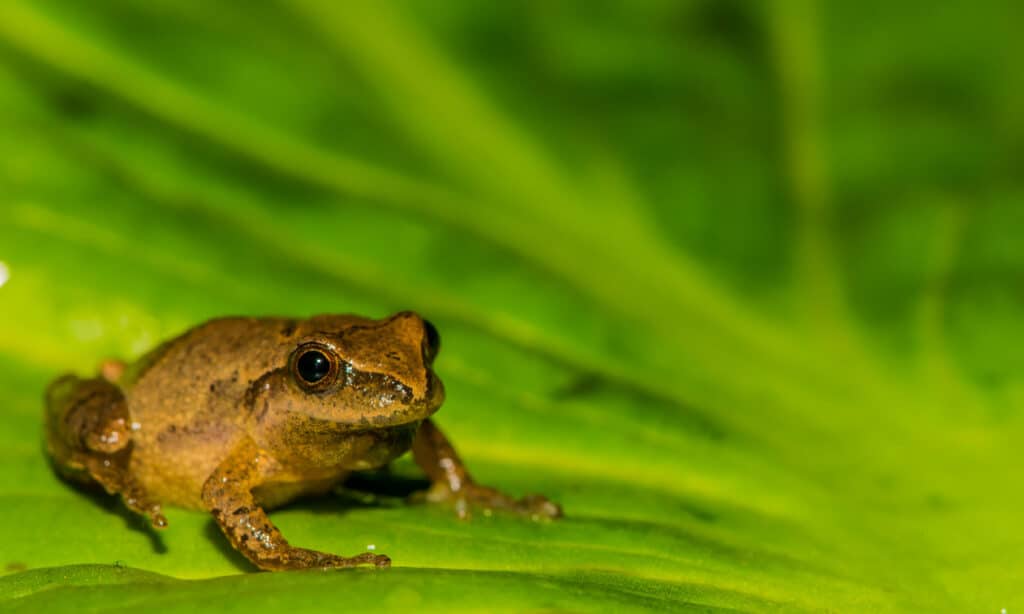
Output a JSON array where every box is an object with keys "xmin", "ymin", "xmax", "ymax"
[{"xmin": 297, "ymin": 350, "xmax": 331, "ymax": 383}]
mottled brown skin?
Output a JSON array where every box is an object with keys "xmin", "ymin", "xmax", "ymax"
[{"xmin": 45, "ymin": 312, "xmax": 560, "ymax": 571}]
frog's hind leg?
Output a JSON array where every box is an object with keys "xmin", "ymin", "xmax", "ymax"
[{"xmin": 45, "ymin": 375, "xmax": 167, "ymax": 528}]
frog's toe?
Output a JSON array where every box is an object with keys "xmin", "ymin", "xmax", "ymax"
[
  {"xmin": 99, "ymin": 359, "xmax": 126, "ymax": 382},
  {"xmin": 519, "ymin": 494, "xmax": 563, "ymax": 520},
  {"xmin": 325, "ymin": 552, "xmax": 390, "ymax": 569},
  {"xmin": 349, "ymin": 552, "xmax": 391, "ymax": 568}
]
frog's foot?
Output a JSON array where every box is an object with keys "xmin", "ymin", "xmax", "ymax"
[
  {"xmin": 411, "ymin": 418, "xmax": 562, "ymax": 521},
  {"xmin": 258, "ymin": 548, "xmax": 391, "ymax": 571},
  {"xmin": 419, "ymin": 481, "xmax": 562, "ymax": 521}
]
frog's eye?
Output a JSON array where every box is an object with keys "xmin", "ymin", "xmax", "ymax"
[
  {"xmin": 291, "ymin": 344, "xmax": 340, "ymax": 389},
  {"xmin": 423, "ymin": 319, "xmax": 441, "ymax": 362}
]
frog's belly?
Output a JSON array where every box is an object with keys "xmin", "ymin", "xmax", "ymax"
[
  {"xmin": 129, "ymin": 422, "xmax": 247, "ymax": 510},
  {"xmin": 130, "ymin": 447, "xmax": 353, "ymax": 511},
  {"xmin": 128, "ymin": 419, "xmax": 416, "ymax": 510}
]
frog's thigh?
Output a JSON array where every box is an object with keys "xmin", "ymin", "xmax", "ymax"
[
  {"xmin": 202, "ymin": 438, "xmax": 389, "ymax": 571},
  {"xmin": 45, "ymin": 375, "xmax": 167, "ymax": 528},
  {"xmin": 46, "ymin": 375, "xmax": 131, "ymax": 469}
]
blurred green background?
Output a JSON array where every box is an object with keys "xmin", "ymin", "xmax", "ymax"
[{"xmin": 1, "ymin": 1, "xmax": 1022, "ymax": 612}]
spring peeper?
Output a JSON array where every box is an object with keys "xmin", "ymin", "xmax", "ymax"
[{"xmin": 45, "ymin": 312, "xmax": 560, "ymax": 571}]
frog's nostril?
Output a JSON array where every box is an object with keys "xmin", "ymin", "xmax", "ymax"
[{"xmin": 423, "ymin": 319, "xmax": 441, "ymax": 361}]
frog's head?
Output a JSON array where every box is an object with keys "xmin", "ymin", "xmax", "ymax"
[{"xmin": 261, "ymin": 311, "xmax": 445, "ymax": 430}]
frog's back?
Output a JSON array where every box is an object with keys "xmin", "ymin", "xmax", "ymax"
[{"xmin": 124, "ymin": 317, "xmax": 297, "ymax": 508}]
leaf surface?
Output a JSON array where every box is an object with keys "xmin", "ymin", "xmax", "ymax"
[{"xmin": 0, "ymin": 1, "xmax": 1021, "ymax": 612}]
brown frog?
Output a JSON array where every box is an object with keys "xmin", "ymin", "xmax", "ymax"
[{"xmin": 44, "ymin": 312, "xmax": 560, "ymax": 571}]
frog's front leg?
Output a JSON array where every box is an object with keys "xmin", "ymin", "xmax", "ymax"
[
  {"xmin": 45, "ymin": 375, "xmax": 167, "ymax": 528},
  {"xmin": 411, "ymin": 419, "xmax": 562, "ymax": 520},
  {"xmin": 202, "ymin": 438, "xmax": 390, "ymax": 571}
]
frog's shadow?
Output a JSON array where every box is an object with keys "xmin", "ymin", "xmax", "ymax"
[
  {"xmin": 268, "ymin": 471, "xmax": 430, "ymax": 518},
  {"xmin": 63, "ymin": 479, "xmax": 168, "ymax": 555},
  {"xmin": 202, "ymin": 521, "xmax": 250, "ymax": 572}
]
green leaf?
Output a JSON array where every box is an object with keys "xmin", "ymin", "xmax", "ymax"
[{"xmin": 0, "ymin": 1, "xmax": 1021, "ymax": 611}]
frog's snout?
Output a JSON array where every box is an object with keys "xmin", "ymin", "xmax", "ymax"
[{"xmin": 385, "ymin": 311, "xmax": 441, "ymax": 366}]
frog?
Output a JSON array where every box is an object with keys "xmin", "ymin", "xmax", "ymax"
[{"xmin": 44, "ymin": 312, "xmax": 561, "ymax": 571}]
